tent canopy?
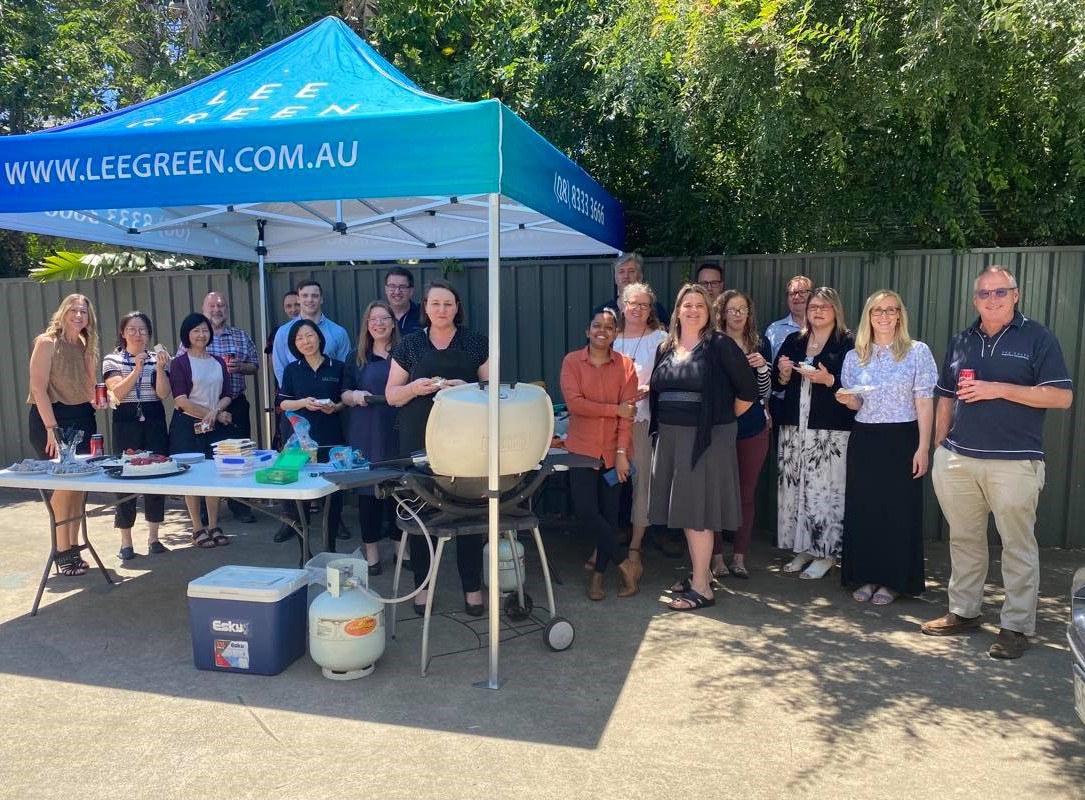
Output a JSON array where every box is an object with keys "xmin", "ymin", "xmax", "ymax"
[{"xmin": 0, "ymin": 16, "xmax": 623, "ymax": 261}]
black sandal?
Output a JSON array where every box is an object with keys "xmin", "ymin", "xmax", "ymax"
[
  {"xmin": 69, "ymin": 544, "xmax": 89, "ymax": 570},
  {"xmin": 55, "ymin": 548, "xmax": 87, "ymax": 577},
  {"xmin": 192, "ymin": 529, "xmax": 216, "ymax": 549},
  {"xmin": 667, "ymin": 588, "xmax": 715, "ymax": 611},
  {"xmin": 208, "ymin": 526, "xmax": 229, "ymax": 546}
]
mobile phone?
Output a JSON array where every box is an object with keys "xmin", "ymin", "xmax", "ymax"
[{"xmin": 603, "ymin": 463, "xmax": 636, "ymax": 486}]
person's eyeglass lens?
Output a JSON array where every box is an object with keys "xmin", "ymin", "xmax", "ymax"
[
  {"xmin": 726, "ymin": 307, "xmax": 749, "ymax": 316},
  {"xmin": 624, "ymin": 302, "xmax": 651, "ymax": 311},
  {"xmin": 386, "ymin": 283, "xmax": 410, "ymax": 293},
  {"xmin": 807, "ymin": 303, "xmax": 832, "ymax": 312},
  {"xmin": 125, "ymin": 327, "xmax": 148, "ymax": 334},
  {"xmin": 699, "ymin": 280, "xmax": 722, "ymax": 289},
  {"xmin": 369, "ymin": 317, "xmax": 393, "ymax": 324},
  {"xmin": 789, "ymin": 290, "xmax": 812, "ymax": 298},
  {"xmin": 870, "ymin": 307, "xmax": 899, "ymax": 317},
  {"xmin": 974, "ymin": 287, "xmax": 1015, "ymax": 300}
]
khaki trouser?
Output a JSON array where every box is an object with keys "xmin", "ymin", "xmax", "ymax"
[{"xmin": 931, "ymin": 447, "xmax": 1045, "ymax": 635}]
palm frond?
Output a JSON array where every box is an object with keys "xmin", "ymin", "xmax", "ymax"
[{"xmin": 30, "ymin": 250, "xmax": 201, "ymax": 282}]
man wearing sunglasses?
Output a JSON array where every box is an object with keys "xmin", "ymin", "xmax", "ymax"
[{"xmin": 922, "ymin": 266, "xmax": 1073, "ymax": 659}]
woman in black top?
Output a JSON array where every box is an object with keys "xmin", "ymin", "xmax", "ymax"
[
  {"xmin": 386, "ymin": 280, "xmax": 489, "ymax": 616},
  {"xmin": 277, "ymin": 318, "xmax": 346, "ymax": 551},
  {"xmin": 648, "ymin": 284, "xmax": 758, "ymax": 611},
  {"xmin": 773, "ymin": 287, "xmax": 856, "ymax": 580}
]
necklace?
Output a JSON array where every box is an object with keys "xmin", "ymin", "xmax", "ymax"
[{"xmin": 619, "ymin": 328, "xmax": 648, "ymax": 367}]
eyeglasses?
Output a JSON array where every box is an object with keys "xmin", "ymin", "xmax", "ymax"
[
  {"xmin": 124, "ymin": 327, "xmax": 149, "ymax": 335},
  {"xmin": 699, "ymin": 280, "xmax": 723, "ymax": 289},
  {"xmin": 870, "ymin": 307, "xmax": 899, "ymax": 318},
  {"xmin": 725, "ymin": 307, "xmax": 749, "ymax": 316},
  {"xmin": 624, "ymin": 301, "xmax": 651, "ymax": 311},
  {"xmin": 788, "ymin": 289, "xmax": 812, "ymax": 298},
  {"xmin": 369, "ymin": 316, "xmax": 394, "ymax": 325},
  {"xmin": 974, "ymin": 287, "xmax": 1016, "ymax": 300},
  {"xmin": 807, "ymin": 303, "xmax": 833, "ymax": 312},
  {"xmin": 385, "ymin": 284, "xmax": 411, "ymax": 293}
]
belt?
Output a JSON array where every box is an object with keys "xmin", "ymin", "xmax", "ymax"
[{"xmin": 658, "ymin": 390, "xmax": 702, "ymax": 403}]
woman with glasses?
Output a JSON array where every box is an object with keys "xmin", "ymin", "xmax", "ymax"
[
  {"xmin": 773, "ymin": 287, "xmax": 856, "ymax": 580},
  {"xmin": 713, "ymin": 290, "xmax": 773, "ymax": 578},
  {"xmin": 341, "ymin": 301, "xmax": 401, "ymax": 574},
  {"xmin": 836, "ymin": 291, "xmax": 937, "ymax": 605},
  {"xmin": 27, "ymin": 294, "xmax": 103, "ymax": 576},
  {"xmin": 102, "ymin": 312, "xmax": 171, "ymax": 560}
]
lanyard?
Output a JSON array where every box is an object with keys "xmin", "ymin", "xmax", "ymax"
[{"xmin": 125, "ymin": 350, "xmax": 146, "ymax": 422}]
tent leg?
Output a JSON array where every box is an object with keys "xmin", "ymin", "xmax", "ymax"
[
  {"xmin": 255, "ymin": 219, "xmax": 273, "ymax": 449},
  {"xmin": 475, "ymin": 191, "xmax": 503, "ymax": 690}
]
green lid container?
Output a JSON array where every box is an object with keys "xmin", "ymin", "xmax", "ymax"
[
  {"xmin": 255, "ymin": 467, "xmax": 299, "ymax": 485},
  {"xmin": 273, "ymin": 450, "xmax": 312, "ymax": 470}
]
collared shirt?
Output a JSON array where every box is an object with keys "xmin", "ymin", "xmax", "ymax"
[
  {"xmin": 842, "ymin": 341, "xmax": 938, "ymax": 424},
  {"xmin": 394, "ymin": 301, "xmax": 424, "ymax": 336},
  {"xmin": 765, "ymin": 314, "xmax": 803, "ymax": 359},
  {"xmin": 272, "ymin": 314, "xmax": 351, "ymax": 385},
  {"xmin": 935, "ymin": 311, "xmax": 1072, "ymax": 460},
  {"xmin": 559, "ymin": 347, "xmax": 638, "ymax": 468},
  {"xmin": 276, "ymin": 356, "xmax": 345, "ymax": 447},
  {"xmin": 177, "ymin": 325, "xmax": 258, "ymax": 399}
]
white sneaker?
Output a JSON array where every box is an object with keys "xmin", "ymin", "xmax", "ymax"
[
  {"xmin": 799, "ymin": 557, "xmax": 836, "ymax": 580},
  {"xmin": 783, "ymin": 553, "xmax": 815, "ymax": 573}
]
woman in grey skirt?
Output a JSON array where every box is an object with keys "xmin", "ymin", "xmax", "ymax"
[{"xmin": 648, "ymin": 284, "xmax": 759, "ymax": 610}]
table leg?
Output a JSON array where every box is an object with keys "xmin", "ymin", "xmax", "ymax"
[
  {"xmin": 31, "ymin": 489, "xmax": 113, "ymax": 617},
  {"xmin": 294, "ymin": 499, "xmax": 310, "ymax": 567}
]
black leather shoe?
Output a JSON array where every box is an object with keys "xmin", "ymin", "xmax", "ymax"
[
  {"xmin": 233, "ymin": 508, "xmax": 257, "ymax": 524},
  {"xmin": 368, "ymin": 560, "xmax": 382, "ymax": 576},
  {"xmin": 464, "ymin": 599, "xmax": 485, "ymax": 617},
  {"xmin": 273, "ymin": 524, "xmax": 297, "ymax": 543},
  {"xmin": 336, "ymin": 528, "xmax": 351, "ymax": 540}
]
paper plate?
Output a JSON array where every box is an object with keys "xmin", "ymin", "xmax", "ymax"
[
  {"xmin": 795, "ymin": 362, "xmax": 819, "ymax": 373},
  {"xmin": 837, "ymin": 384, "xmax": 878, "ymax": 396},
  {"xmin": 172, "ymin": 453, "xmax": 206, "ymax": 464}
]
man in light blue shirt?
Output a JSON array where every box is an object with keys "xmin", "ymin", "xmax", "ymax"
[
  {"xmin": 272, "ymin": 279, "xmax": 351, "ymax": 385},
  {"xmin": 765, "ymin": 274, "xmax": 813, "ymax": 359}
]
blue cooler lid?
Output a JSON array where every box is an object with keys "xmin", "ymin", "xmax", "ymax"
[{"xmin": 188, "ymin": 565, "xmax": 309, "ymax": 602}]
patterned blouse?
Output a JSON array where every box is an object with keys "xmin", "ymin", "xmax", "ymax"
[{"xmin": 841, "ymin": 341, "xmax": 938, "ymax": 424}]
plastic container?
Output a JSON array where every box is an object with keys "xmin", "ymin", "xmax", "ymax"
[
  {"xmin": 255, "ymin": 467, "xmax": 299, "ymax": 485},
  {"xmin": 214, "ymin": 449, "xmax": 275, "ymax": 476},
  {"xmin": 187, "ymin": 565, "xmax": 309, "ymax": 675},
  {"xmin": 274, "ymin": 450, "xmax": 313, "ymax": 470}
]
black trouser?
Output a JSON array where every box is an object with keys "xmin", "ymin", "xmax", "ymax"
[
  {"xmin": 569, "ymin": 466, "xmax": 624, "ymax": 573},
  {"xmin": 357, "ymin": 494, "xmax": 391, "ymax": 544},
  {"xmin": 113, "ymin": 402, "xmax": 168, "ymax": 529},
  {"xmin": 281, "ymin": 493, "xmax": 343, "ymax": 553},
  {"xmin": 410, "ymin": 532, "xmax": 483, "ymax": 593},
  {"xmin": 226, "ymin": 393, "xmax": 250, "ymax": 518}
]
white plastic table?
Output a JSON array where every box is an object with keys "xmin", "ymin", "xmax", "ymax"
[{"xmin": 0, "ymin": 460, "xmax": 340, "ymax": 616}]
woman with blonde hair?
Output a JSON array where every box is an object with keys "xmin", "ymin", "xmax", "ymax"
[
  {"xmin": 649, "ymin": 284, "xmax": 758, "ymax": 610},
  {"xmin": 713, "ymin": 289, "xmax": 773, "ymax": 578},
  {"xmin": 836, "ymin": 290, "xmax": 937, "ymax": 604},
  {"xmin": 27, "ymin": 294, "xmax": 103, "ymax": 576},
  {"xmin": 773, "ymin": 287, "xmax": 856, "ymax": 580}
]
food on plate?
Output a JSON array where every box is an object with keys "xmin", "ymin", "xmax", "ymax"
[
  {"xmin": 50, "ymin": 462, "xmax": 100, "ymax": 476},
  {"xmin": 120, "ymin": 454, "xmax": 179, "ymax": 477}
]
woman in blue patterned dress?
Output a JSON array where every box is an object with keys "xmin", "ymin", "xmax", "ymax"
[{"xmin": 837, "ymin": 290, "xmax": 938, "ymax": 604}]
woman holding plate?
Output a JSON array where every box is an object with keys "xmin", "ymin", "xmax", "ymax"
[
  {"xmin": 836, "ymin": 290, "xmax": 937, "ymax": 605},
  {"xmin": 102, "ymin": 311, "xmax": 171, "ymax": 560},
  {"xmin": 773, "ymin": 287, "xmax": 855, "ymax": 580}
]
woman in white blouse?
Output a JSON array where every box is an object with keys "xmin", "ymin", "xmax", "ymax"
[{"xmin": 836, "ymin": 290, "xmax": 937, "ymax": 605}]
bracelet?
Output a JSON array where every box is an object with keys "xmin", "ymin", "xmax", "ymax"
[{"xmin": 616, "ymin": 449, "xmax": 627, "ymax": 455}]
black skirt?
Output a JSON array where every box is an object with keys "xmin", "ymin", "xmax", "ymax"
[{"xmin": 840, "ymin": 421, "xmax": 925, "ymax": 595}]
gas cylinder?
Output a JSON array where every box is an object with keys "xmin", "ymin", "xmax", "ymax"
[{"xmin": 308, "ymin": 559, "xmax": 386, "ymax": 680}]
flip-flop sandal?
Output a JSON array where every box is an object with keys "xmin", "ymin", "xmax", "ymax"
[
  {"xmin": 208, "ymin": 526, "xmax": 230, "ymax": 546},
  {"xmin": 192, "ymin": 529, "xmax": 216, "ymax": 549},
  {"xmin": 852, "ymin": 583, "xmax": 877, "ymax": 602},
  {"xmin": 711, "ymin": 564, "xmax": 730, "ymax": 579},
  {"xmin": 872, "ymin": 589, "xmax": 899, "ymax": 606},
  {"xmin": 667, "ymin": 588, "xmax": 715, "ymax": 611}
]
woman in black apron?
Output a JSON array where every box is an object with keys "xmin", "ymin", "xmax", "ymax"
[{"xmin": 386, "ymin": 280, "xmax": 489, "ymax": 616}]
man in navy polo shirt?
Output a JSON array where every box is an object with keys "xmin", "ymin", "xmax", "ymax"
[
  {"xmin": 921, "ymin": 266, "xmax": 1073, "ymax": 659},
  {"xmin": 593, "ymin": 252, "xmax": 670, "ymax": 327}
]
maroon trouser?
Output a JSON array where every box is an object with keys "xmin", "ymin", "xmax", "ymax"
[{"xmin": 713, "ymin": 427, "xmax": 771, "ymax": 557}]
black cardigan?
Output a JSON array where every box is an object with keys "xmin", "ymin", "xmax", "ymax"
[
  {"xmin": 649, "ymin": 331, "xmax": 759, "ymax": 469},
  {"xmin": 772, "ymin": 329, "xmax": 857, "ymax": 432}
]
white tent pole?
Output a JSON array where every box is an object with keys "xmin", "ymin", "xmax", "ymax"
[
  {"xmin": 255, "ymin": 219, "xmax": 273, "ymax": 449},
  {"xmin": 482, "ymin": 191, "xmax": 502, "ymax": 689}
]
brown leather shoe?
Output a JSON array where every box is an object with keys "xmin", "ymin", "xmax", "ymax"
[
  {"xmin": 587, "ymin": 571, "xmax": 606, "ymax": 601},
  {"xmin": 989, "ymin": 628, "xmax": 1030, "ymax": 659},
  {"xmin": 616, "ymin": 558, "xmax": 643, "ymax": 598},
  {"xmin": 921, "ymin": 612, "xmax": 983, "ymax": 636}
]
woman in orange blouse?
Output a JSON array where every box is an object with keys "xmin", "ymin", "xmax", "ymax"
[{"xmin": 560, "ymin": 308, "xmax": 642, "ymax": 600}]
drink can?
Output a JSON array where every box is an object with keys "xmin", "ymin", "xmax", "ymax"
[
  {"xmin": 94, "ymin": 382, "xmax": 108, "ymax": 407},
  {"xmin": 958, "ymin": 368, "xmax": 975, "ymax": 388},
  {"xmin": 89, "ymin": 434, "xmax": 104, "ymax": 457},
  {"xmin": 224, "ymin": 353, "xmax": 235, "ymax": 372}
]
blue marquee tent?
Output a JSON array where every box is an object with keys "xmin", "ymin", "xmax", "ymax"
[{"xmin": 0, "ymin": 16, "xmax": 624, "ymax": 687}]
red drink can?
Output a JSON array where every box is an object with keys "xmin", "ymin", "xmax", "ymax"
[
  {"xmin": 89, "ymin": 434, "xmax": 104, "ymax": 457},
  {"xmin": 224, "ymin": 353, "xmax": 235, "ymax": 372},
  {"xmin": 94, "ymin": 382, "xmax": 108, "ymax": 407},
  {"xmin": 958, "ymin": 368, "xmax": 975, "ymax": 388}
]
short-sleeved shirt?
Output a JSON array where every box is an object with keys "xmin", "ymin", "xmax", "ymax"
[
  {"xmin": 277, "ymin": 356, "xmax": 345, "ymax": 447},
  {"xmin": 935, "ymin": 312, "xmax": 1072, "ymax": 460},
  {"xmin": 178, "ymin": 325, "xmax": 258, "ymax": 398},
  {"xmin": 103, "ymin": 349, "xmax": 160, "ymax": 405},
  {"xmin": 842, "ymin": 341, "xmax": 938, "ymax": 424},
  {"xmin": 272, "ymin": 314, "xmax": 351, "ymax": 385}
]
